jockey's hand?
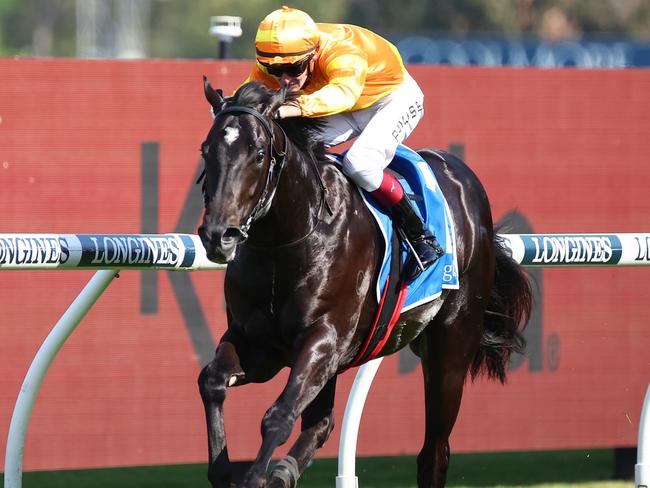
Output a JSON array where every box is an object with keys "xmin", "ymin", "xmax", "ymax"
[{"xmin": 275, "ymin": 104, "xmax": 302, "ymax": 119}]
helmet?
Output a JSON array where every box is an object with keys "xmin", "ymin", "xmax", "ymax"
[{"xmin": 255, "ymin": 6, "xmax": 320, "ymax": 66}]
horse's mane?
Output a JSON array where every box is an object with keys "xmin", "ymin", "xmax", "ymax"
[{"xmin": 227, "ymin": 82, "xmax": 329, "ymax": 164}]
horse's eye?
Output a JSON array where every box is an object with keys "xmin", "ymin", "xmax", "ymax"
[{"xmin": 256, "ymin": 150, "xmax": 265, "ymax": 164}]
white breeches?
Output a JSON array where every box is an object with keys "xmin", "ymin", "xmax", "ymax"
[{"xmin": 315, "ymin": 74, "xmax": 424, "ymax": 191}]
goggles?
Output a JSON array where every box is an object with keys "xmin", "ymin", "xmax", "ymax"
[{"xmin": 260, "ymin": 55, "xmax": 313, "ymax": 77}]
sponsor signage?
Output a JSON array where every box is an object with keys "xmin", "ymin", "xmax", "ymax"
[
  {"xmin": 503, "ymin": 233, "xmax": 650, "ymax": 266},
  {"xmin": 0, "ymin": 234, "xmax": 202, "ymax": 269},
  {"xmin": 0, "ymin": 235, "xmax": 69, "ymax": 267},
  {"xmin": 520, "ymin": 234, "xmax": 622, "ymax": 266},
  {"xmin": 76, "ymin": 234, "xmax": 187, "ymax": 268},
  {"xmin": 1, "ymin": 58, "xmax": 648, "ymax": 471}
]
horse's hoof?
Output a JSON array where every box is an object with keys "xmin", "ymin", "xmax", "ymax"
[
  {"xmin": 268, "ymin": 474, "xmax": 290, "ymax": 488},
  {"xmin": 239, "ymin": 474, "xmax": 266, "ymax": 488},
  {"xmin": 268, "ymin": 476, "xmax": 291, "ymax": 488},
  {"xmin": 269, "ymin": 456, "xmax": 299, "ymax": 488}
]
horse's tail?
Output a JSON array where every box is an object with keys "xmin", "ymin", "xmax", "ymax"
[{"xmin": 471, "ymin": 234, "xmax": 533, "ymax": 383}]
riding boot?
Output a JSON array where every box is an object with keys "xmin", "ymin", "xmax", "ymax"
[
  {"xmin": 391, "ymin": 194, "xmax": 444, "ymax": 282},
  {"xmin": 370, "ymin": 170, "xmax": 444, "ymax": 282}
]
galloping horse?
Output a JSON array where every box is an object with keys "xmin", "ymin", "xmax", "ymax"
[{"xmin": 197, "ymin": 79, "xmax": 532, "ymax": 488}]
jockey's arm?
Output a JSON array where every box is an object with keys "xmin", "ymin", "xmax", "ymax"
[
  {"xmin": 296, "ymin": 53, "xmax": 367, "ymax": 117},
  {"xmin": 239, "ymin": 51, "xmax": 368, "ymax": 119}
]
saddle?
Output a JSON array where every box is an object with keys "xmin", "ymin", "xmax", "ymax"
[{"xmin": 337, "ymin": 145, "xmax": 459, "ymax": 368}]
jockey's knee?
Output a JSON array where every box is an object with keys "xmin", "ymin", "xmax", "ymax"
[
  {"xmin": 341, "ymin": 157, "xmax": 383, "ymax": 192},
  {"xmin": 198, "ymin": 361, "xmax": 228, "ymax": 404}
]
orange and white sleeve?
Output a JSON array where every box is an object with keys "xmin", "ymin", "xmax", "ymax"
[{"xmin": 297, "ymin": 53, "xmax": 368, "ymax": 117}]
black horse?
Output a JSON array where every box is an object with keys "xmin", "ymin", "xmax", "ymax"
[{"xmin": 197, "ymin": 79, "xmax": 532, "ymax": 488}]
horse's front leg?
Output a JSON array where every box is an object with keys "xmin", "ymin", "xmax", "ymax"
[
  {"xmin": 198, "ymin": 339, "xmax": 244, "ymax": 488},
  {"xmin": 199, "ymin": 332, "xmax": 283, "ymax": 488},
  {"xmin": 268, "ymin": 376, "xmax": 338, "ymax": 488},
  {"xmin": 242, "ymin": 323, "xmax": 338, "ymax": 488}
]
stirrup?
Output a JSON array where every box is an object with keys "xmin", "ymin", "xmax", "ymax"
[{"xmin": 398, "ymin": 230, "xmax": 443, "ymax": 282}]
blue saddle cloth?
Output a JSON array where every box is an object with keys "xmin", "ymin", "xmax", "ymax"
[{"xmin": 336, "ymin": 145, "xmax": 459, "ymax": 311}]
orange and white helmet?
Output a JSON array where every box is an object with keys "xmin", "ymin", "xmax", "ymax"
[{"xmin": 255, "ymin": 6, "xmax": 320, "ymax": 66}]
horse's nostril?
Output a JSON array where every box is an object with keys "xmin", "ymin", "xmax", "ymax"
[{"xmin": 223, "ymin": 227, "xmax": 242, "ymax": 240}]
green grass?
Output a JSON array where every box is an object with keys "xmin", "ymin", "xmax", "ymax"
[{"xmin": 1, "ymin": 449, "xmax": 632, "ymax": 487}]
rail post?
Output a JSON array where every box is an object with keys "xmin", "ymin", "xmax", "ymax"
[
  {"xmin": 636, "ymin": 383, "xmax": 650, "ymax": 488},
  {"xmin": 4, "ymin": 269, "xmax": 119, "ymax": 488}
]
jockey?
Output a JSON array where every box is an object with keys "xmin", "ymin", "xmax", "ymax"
[{"xmin": 245, "ymin": 6, "xmax": 443, "ymax": 281}]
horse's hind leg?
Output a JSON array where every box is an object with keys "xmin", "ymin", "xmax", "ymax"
[
  {"xmin": 268, "ymin": 376, "xmax": 338, "ymax": 488},
  {"xmin": 415, "ymin": 305, "xmax": 483, "ymax": 487}
]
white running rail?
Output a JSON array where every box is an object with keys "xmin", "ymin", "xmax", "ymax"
[
  {"xmin": 1, "ymin": 233, "xmax": 223, "ymax": 488},
  {"xmin": 337, "ymin": 233, "xmax": 650, "ymax": 488},
  {"xmin": 1, "ymin": 232, "xmax": 649, "ymax": 488}
]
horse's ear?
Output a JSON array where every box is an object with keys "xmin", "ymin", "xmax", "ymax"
[
  {"xmin": 264, "ymin": 86, "xmax": 290, "ymax": 118},
  {"xmin": 203, "ymin": 76, "xmax": 225, "ymax": 112}
]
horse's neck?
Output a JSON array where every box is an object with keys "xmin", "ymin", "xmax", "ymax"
[{"xmin": 248, "ymin": 147, "xmax": 322, "ymax": 246}]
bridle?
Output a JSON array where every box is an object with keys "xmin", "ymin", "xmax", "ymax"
[
  {"xmin": 198, "ymin": 105, "xmax": 331, "ymax": 247},
  {"xmin": 219, "ymin": 106, "xmax": 289, "ymax": 239}
]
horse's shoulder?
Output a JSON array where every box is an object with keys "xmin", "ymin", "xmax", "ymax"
[{"xmin": 320, "ymin": 157, "xmax": 353, "ymax": 187}]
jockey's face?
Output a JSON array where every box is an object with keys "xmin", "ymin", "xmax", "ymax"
[
  {"xmin": 275, "ymin": 68, "xmax": 309, "ymax": 92},
  {"xmin": 261, "ymin": 53, "xmax": 314, "ymax": 93}
]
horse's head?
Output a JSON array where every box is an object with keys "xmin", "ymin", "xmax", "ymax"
[{"xmin": 198, "ymin": 77, "xmax": 288, "ymax": 263}]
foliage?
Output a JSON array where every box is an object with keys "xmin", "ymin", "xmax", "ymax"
[{"xmin": 0, "ymin": 0, "xmax": 648, "ymax": 59}]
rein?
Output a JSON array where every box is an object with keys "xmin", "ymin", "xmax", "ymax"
[{"xmin": 199, "ymin": 105, "xmax": 332, "ymax": 249}]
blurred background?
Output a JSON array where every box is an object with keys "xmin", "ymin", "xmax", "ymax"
[
  {"xmin": 1, "ymin": 0, "xmax": 649, "ymax": 65},
  {"xmin": 1, "ymin": 2, "xmax": 649, "ymax": 487}
]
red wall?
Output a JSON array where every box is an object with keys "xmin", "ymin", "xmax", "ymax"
[{"xmin": 0, "ymin": 58, "xmax": 649, "ymax": 471}]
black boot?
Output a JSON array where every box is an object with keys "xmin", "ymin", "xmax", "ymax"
[{"xmin": 391, "ymin": 194, "xmax": 444, "ymax": 282}]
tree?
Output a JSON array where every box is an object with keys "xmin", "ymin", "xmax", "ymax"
[{"xmin": 0, "ymin": 0, "xmax": 647, "ymax": 59}]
